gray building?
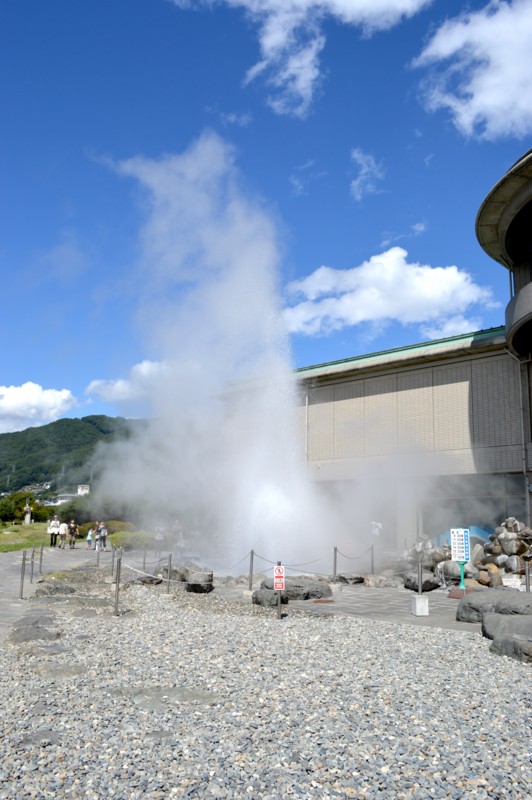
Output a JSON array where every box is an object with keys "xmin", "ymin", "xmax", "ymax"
[{"xmin": 295, "ymin": 151, "xmax": 532, "ymax": 553}]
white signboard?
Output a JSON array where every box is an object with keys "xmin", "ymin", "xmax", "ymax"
[
  {"xmin": 450, "ymin": 528, "xmax": 471, "ymax": 562},
  {"xmin": 273, "ymin": 564, "xmax": 285, "ymax": 591}
]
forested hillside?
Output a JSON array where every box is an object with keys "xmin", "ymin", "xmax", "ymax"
[{"xmin": 0, "ymin": 415, "xmax": 144, "ymax": 493}]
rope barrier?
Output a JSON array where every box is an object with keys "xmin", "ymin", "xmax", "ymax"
[
  {"xmin": 253, "ymin": 551, "xmax": 277, "ymax": 566},
  {"xmin": 217, "ymin": 552, "xmax": 250, "ymax": 572},
  {"xmin": 283, "ymin": 556, "xmax": 323, "ymax": 568},
  {"xmin": 335, "ymin": 548, "xmax": 362, "ymax": 561}
]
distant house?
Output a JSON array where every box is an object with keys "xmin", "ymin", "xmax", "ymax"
[{"xmin": 56, "ymin": 493, "xmax": 78, "ymax": 505}]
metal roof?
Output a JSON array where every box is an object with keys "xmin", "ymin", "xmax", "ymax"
[{"xmin": 295, "ymin": 326, "xmax": 506, "ymax": 381}]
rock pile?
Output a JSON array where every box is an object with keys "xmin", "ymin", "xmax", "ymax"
[
  {"xmin": 478, "ymin": 516, "xmax": 532, "ymax": 580},
  {"xmin": 403, "ymin": 517, "xmax": 531, "ymax": 592}
]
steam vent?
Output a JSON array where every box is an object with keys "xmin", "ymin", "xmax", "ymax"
[{"xmin": 476, "ymin": 149, "xmax": 532, "ymax": 357}]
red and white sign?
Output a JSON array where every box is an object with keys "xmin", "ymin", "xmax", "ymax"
[{"xmin": 273, "ymin": 564, "xmax": 285, "ymax": 590}]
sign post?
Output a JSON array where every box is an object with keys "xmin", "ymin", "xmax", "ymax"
[
  {"xmin": 450, "ymin": 528, "xmax": 471, "ymax": 591},
  {"xmin": 273, "ymin": 562, "xmax": 285, "ymax": 619}
]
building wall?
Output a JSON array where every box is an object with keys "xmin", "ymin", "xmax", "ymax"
[
  {"xmin": 296, "ymin": 343, "xmax": 527, "ymax": 550},
  {"xmin": 299, "ymin": 350, "xmax": 522, "ymax": 480}
]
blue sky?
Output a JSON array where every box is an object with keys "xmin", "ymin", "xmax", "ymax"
[{"xmin": 1, "ymin": 0, "xmax": 531, "ymax": 433}]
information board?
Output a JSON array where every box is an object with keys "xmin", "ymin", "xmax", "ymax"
[{"xmin": 450, "ymin": 528, "xmax": 471, "ymax": 562}]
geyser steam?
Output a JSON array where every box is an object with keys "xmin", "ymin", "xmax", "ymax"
[{"xmin": 95, "ymin": 131, "xmax": 332, "ymax": 567}]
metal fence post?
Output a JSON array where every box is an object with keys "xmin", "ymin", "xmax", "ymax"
[
  {"xmin": 143, "ymin": 542, "xmax": 147, "ymax": 572},
  {"xmin": 39, "ymin": 542, "xmax": 44, "ymax": 575},
  {"xmin": 167, "ymin": 553, "xmax": 172, "ymax": 594},
  {"xmin": 333, "ymin": 546, "xmax": 337, "ymax": 578},
  {"xmin": 30, "ymin": 545, "xmax": 36, "ymax": 584},
  {"xmin": 248, "ymin": 549, "xmax": 254, "ymax": 591},
  {"xmin": 370, "ymin": 543, "xmax": 375, "ymax": 575},
  {"xmin": 114, "ymin": 554, "xmax": 122, "ymax": 616},
  {"xmin": 19, "ymin": 551, "xmax": 27, "ymax": 599}
]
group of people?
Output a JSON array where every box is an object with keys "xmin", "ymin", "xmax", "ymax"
[
  {"xmin": 47, "ymin": 516, "xmax": 79, "ymax": 549},
  {"xmin": 47, "ymin": 516, "xmax": 108, "ymax": 551},
  {"xmin": 86, "ymin": 521, "xmax": 108, "ymax": 551}
]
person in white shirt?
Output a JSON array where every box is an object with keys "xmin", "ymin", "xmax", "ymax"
[{"xmin": 47, "ymin": 515, "xmax": 60, "ymax": 548}]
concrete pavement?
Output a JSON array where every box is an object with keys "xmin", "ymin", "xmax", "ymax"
[{"xmin": 0, "ymin": 545, "xmax": 108, "ymax": 644}]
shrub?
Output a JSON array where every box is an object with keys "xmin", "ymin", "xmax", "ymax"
[{"xmin": 108, "ymin": 530, "xmax": 151, "ymax": 551}]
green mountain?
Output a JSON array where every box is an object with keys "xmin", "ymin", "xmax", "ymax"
[{"xmin": 0, "ymin": 415, "xmax": 144, "ymax": 493}]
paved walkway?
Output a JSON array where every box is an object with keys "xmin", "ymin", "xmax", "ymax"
[
  {"xmin": 0, "ymin": 546, "xmax": 480, "ymax": 645},
  {"xmin": 0, "ymin": 546, "xmax": 110, "ymax": 644},
  {"xmin": 215, "ymin": 582, "xmax": 481, "ymax": 633}
]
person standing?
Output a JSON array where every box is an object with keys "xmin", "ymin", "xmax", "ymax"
[
  {"xmin": 99, "ymin": 522, "xmax": 108, "ymax": 551},
  {"xmin": 47, "ymin": 515, "xmax": 60, "ymax": 548},
  {"xmin": 58, "ymin": 520, "xmax": 68, "ymax": 549},
  {"xmin": 94, "ymin": 521, "xmax": 101, "ymax": 552},
  {"xmin": 68, "ymin": 519, "xmax": 78, "ymax": 549},
  {"xmin": 86, "ymin": 526, "xmax": 93, "ymax": 550}
]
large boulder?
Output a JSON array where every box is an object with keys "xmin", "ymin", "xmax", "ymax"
[
  {"xmin": 185, "ymin": 571, "xmax": 214, "ymax": 594},
  {"xmin": 504, "ymin": 555, "xmax": 525, "ymax": 574},
  {"xmin": 440, "ymin": 560, "xmax": 479, "ymax": 584},
  {"xmin": 331, "ymin": 573, "xmax": 365, "ymax": 585},
  {"xmin": 481, "ymin": 613, "xmax": 532, "ymax": 663},
  {"xmin": 261, "ymin": 577, "xmax": 332, "ymax": 600},
  {"xmin": 456, "ymin": 589, "xmax": 532, "ymax": 623},
  {"xmin": 159, "ymin": 562, "xmax": 215, "ymax": 593},
  {"xmin": 252, "ymin": 589, "xmax": 289, "ymax": 607},
  {"xmin": 403, "ymin": 571, "xmax": 441, "ymax": 592}
]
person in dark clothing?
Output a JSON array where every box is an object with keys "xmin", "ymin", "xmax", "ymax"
[{"xmin": 68, "ymin": 519, "xmax": 79, "ymax": 549}]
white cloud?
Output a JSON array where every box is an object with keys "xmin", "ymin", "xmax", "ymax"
[
  {"xmin": 86, "ymin": 361, "xmax": 167, "ymax": 403},
  {"xmin": 0, "ymin": 382, "xmax": 76, "ymax": 434},
  {"xmin": 219, "ymin": 110, "xmax": 253, "ymax": 127},
  {"xmin": 420, "ymin": 314, "xmax": 482, "ymax": 340},
  {"xmin": 350, "ymin": 147, "xmax": 385, "ymax": 201},
  {"xmin": 379, "ymin": 220, "xmax": 428, "ymax": 248},
  {"xmin": 411, "ymin": 221, "xmax": 427, "ymax": 235},
  {"xmin": 414, "ymin": 0, "xmax": 532, "ymax": 140},
  {"xmin": 170, "ymin": 1, "xmax": 433, "ymax": 116},
  {"xmin": 284, "ymin": 246, "xmax": 498, "ymax": 337}
]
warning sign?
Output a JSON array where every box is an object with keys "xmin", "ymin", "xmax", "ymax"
[{"xmin": 273, "ymin": 564, "xmax": 285, "ymax": 590}]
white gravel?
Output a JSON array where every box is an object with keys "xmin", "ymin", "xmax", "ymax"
[{"xmin": 0, "ymin": 571, "xmax": 530, "ymax": 800}]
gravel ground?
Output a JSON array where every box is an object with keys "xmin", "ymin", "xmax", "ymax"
[{"xmin": 0, "ymin": 567, "xmax": 530, "ymax": 800}]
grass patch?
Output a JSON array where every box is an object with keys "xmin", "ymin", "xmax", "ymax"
[
  {"xmin": 0, "ymin": 522, "xmax": 156, "ymax": 553},
  {"xmin": 0, "ymin": 522, "xmax": 49, "ymax": 552}
]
